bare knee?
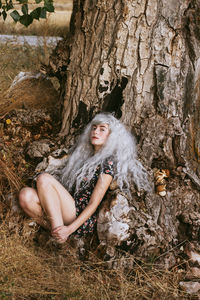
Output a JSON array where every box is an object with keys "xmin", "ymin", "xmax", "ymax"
[
  {"xmin": 36, "ymin": 173, "xmax": 53, "ymax": 189},
  {"xmin": 19, "ymin": 187, "xmax": 36, "ymax": 209}
]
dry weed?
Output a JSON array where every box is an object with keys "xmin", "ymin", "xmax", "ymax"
[
  {"xmin": 0, "ymin": 42, "xmax": 47, "ymax": 95},
  {"xmin": 0, "ymin": 222, "xmax": 71, "ymax": 299},
  {"xmin": 0, "ymin": 40, "xmax": 59, "ymax": 107},
  {"xmin": 0, "ymin": 158, "xmax": 22, "ymax": 191},
  {"xmin": 0, "ymin": 217, "xmax": 191, "ymax": 300}
]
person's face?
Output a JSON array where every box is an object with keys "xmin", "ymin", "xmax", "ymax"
[{"xmin": 90, "ymin": 123, "xmax": 110, "ymax": 152}]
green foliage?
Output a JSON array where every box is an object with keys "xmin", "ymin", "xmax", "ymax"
[{"xmin": 0, "ymin": 0, "xmax": 54, "ymax": 27}]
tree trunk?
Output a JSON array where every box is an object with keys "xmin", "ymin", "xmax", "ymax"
[{"xmin": 48, "ymin": 0, "xmax": 200, "ymax": 264}]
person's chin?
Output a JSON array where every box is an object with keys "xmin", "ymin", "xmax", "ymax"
[
  {"xmin": 91, "ymin": 140, "xmax": 100, "ymax": 145},
  {"xmin": 92, "ymin": 142, "xmax": 103, "ymax": 148}
]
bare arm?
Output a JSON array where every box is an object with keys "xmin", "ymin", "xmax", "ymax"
[{"xmin": 52, "ymin": 173, "xmax": 112, "ymax": 243}]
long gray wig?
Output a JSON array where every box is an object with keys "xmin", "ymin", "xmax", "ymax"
[{"xmin": 61, "ymin": 113, "xmax": 151, "ymax": 194}]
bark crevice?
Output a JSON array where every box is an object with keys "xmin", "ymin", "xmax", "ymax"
[{"xmin": 102, "ymin": 76, "xmax": 128, "ymax": 118}]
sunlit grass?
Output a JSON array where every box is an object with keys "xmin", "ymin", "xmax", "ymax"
[
  {"xmin": 0, "ymin": 216, "xmax": 189, "ymax": 299},
  {"xmin": 0, "ymin": 41, "xmax": 53, "ymax": 95}
]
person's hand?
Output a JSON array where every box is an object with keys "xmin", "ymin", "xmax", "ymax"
[{"xmin": 51, "ymin": 225, "xmax": 71, "ymax": 244}]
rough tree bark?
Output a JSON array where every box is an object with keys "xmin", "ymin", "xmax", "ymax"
[{"xmin": 47, "ymin": 0, "xmax": 200, "ymax": 266}]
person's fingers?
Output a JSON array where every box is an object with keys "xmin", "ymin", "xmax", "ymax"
[
  {"xmin": 52, "ymin": 229, "xmax": 64, "ymax": 238},
  {"xmin": 52, "ymin": 232, "xmax": 62, "ymax": 239},
  {"xmin": 51, "ymin": 225, "xmax": 63, "ymax": 234},
  {"xmin": 53, "ymin": 231, "xmax": 66, "ymax": 240}
]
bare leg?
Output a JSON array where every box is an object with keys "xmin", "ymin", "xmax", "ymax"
[
  {"xmin": 19, "ymin": 173, "xmax": 76, "ymax": 231},
  {"xmin": 19, "ymin": 187, "xmax": 49, "ymax": 228}
]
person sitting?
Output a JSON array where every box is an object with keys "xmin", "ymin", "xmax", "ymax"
[{"xmin": 19, "ymin": 113, "xmax": 151, "ymax": 243}]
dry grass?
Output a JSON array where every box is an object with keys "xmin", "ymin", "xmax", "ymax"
[
  {"xmin": 0, "ymin": 41, "xmax": 61, "ymax": 118},
  {"xmin": 0, "ymin": 158, "xmax": 22, "ymax": 192},
  {"xmin": 0, "ymin": 214, "xmax": 190, "ymax": 299},
  {"xmin": 0, "ymin": 41, "xmax": 56, "ymax": 98}
]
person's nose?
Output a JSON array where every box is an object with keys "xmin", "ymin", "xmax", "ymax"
[{"xmin": 93, "ymin": 127, "xmax": 100, "ymax": 134}]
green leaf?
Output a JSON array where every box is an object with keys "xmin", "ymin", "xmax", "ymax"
[
  {"xmin": 6, "ymin": 1, "xmax": 14, "ymax": 10},
  {"xmin": 19, "ymin": 14, "xmax": 33, "ymax": 26},
  {"xmin": 2, "ymin": 10, "xmax": 7, "ymax": 20},
  {"xmin": 6, "ymin": 4, "xmax": 13, "ymax": 10},
  {"xmin": 21, "ymin": 3, "xmax": 28, "ymax": 15},
  {"xmin": 44, "ymin": 0, "xmax": 54, "ymax": 12},
  {"xmin": 30, "ymin": 7, "xmax": 41, "ymax": 20},
  {"xmin": 10, "ymin": 10, "xmax": 21, "ymax": 22},
  {"xmin": 35, "ymin": 0, "xmax": 42, "ymax": 3},
  {"xmin": 40, "ymin": 7, "xmax": 47, "ymax": 19}
]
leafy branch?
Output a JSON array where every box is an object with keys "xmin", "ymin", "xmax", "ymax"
[{"xmin": 0, "ymin": 0, "xmax": 54, "ymax": 27}]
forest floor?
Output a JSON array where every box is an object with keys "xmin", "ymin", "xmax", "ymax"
[{"xmin": 0, "ymin": 2, "xmax": 195, "ymax": 300}]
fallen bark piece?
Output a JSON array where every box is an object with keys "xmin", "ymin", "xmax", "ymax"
[
  {"xmin": 179, "ymin": 281, "xmax": 200, "ymax": 294},
  {"xmin": 186, "ymin": 267, "xmax": 200, "ymax": 279},
  {"xmin": 185, "ymin": 246, "xmax": 200, "ymax": 266},
  {"xmin": 26, "ymin": 139, "xmax": 54, "ymax": 159},
  {"xmin": 97, "ymin": 193, "xmax": 134, "ymax": 246}
]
